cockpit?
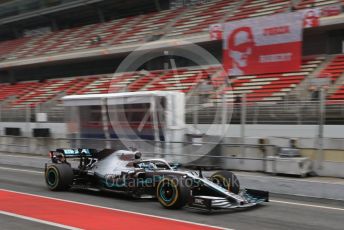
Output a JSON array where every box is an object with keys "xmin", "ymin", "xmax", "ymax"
[{"xmin": 93, "ymin": 150, "xmax": 174, "ymax": 176}]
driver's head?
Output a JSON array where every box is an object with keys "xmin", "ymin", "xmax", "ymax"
[
  {"xmin": 134, "ymin": 151, "xmax": 142, "ymax": 159},
  {"xmin": 228, "ymin": 27, "xmax": 254, "ymax": 68}
]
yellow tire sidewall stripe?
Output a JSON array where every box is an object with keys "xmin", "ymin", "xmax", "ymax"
[{"xmin": 157, "ymin": 178, "xmax": 179, "ymax": 207}]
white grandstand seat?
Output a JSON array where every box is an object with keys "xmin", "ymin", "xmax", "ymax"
[
  {"xmin": 225, "ymin": 0, "xmax": 290, "ymax": 22},
  {"xmin": 5, "ymin": 16, "xmax": 141, "ymax": 59},
  {"xmin": 112, "ymin": 9, "xmax": 183, "ymax": 45},
  {"xmin": 166, "ymin": 0, "xmax": 239, "ymax": 38},
  {"xmin": 319, "ymin": 54, "xmax": 344, "ymax": 82},
  {"xmin": 210, "ymin": 56, "xmax": 325, "ymax": 103},
  {"xmin": 328, "ymin": 84, "xmax": 344, "ymax": 102},
  {"xmin": 0, "ymin": 37, "xmax": 29, "ymax": 60},
  {"xmin": 0, "ymin": 81, "xmax": 41, "ymax": 103},
  {"xmin": 127, "ymin": 70, "xmax": 164, "ymax": 91},
  {"xmin": 10, "ymin": 78, "xmax": 79, "ymax": 108},
  {"xmin": 0, "ymin": 56, "xmax": 337, "ymax": 108},
  {"xmin": 4, "ymin": 0, "xmax": 336, "ymax": 60},
  {"xmin": 143, "ymin": 67, "xmax": 216, "ymax": 93},
  {"xmin": 295, "ymin": 0, "xmax": 343, "ymax": 9}
]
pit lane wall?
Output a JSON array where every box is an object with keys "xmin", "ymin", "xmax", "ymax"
[
  {"xmin": 1, "ymin": 122, "xmax": 343, "ymax": 140},
  {"xmin": 0, "ymin": 122, "xmax": 343, "ymax": 178}
]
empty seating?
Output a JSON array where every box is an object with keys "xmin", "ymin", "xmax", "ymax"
[
  {"xmin": 79, "ymin": 72, "xmax": 148, "ymax": 95},
  {"xmin": 328, "ymin": 84, "xmax": 344, "ymax": 100},
  {"xmin": 0, "ymin": 0, "xmax": 342, "ymax": 61},
  {"xmin": 2, "ymin": 77, "xmax": 101, "ymax": 108},
  {"xmin": 7, "ymin": 17, "xmax": 140, "ymax": 59},
  {"xmin": 128, "ymin": 70, "xmax": 164, "ymax": 91},
  {"xmin": 328, "ymin": 84, "xmax": 344, "ymax": 101},
  {"xmin": 211, "ymin": 56, "xmax": 325, "ymax": 103},
  {"xmin": 10, "ymin": 78, "xmax": 82, "ymax": 108},
  {"xmin": 113, "ymin": 10, "xmax": 183, "ymax": 44},
  {"xmin": 0, "ymin": 0, "xmax": 288, "ymax": 60},
  {"xmin": 295, "ymin": 0, "xmax": 342, "ymax": 10},
  {"xmin": 0, "ymin": 81, "xmax": 41, "ymax": 102},
  {"xmin": 319, "ymin": 54, "xmax": 344, "ymax": 83},
  {"xmin": 142, "ymin": 67, "xmax": 217, "ymax": 93},
  {"xmin": 0, "ymin": 37, "xmax": 29, "ymax": 60},
  {"xmin": 3, "ymin": 55, "xmax": 344, "ymax": 108},
  {"xmin": 225, "ymin": 0, "xmax": 290, "ymax": 22},
  {"xmin": 166, "ymin": 0, "xmax": 239, "ymax": 38}
]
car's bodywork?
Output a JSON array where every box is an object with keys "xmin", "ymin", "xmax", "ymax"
[{"xmin": 45, "ymin": 148, "xmax": 269, "ymax": 211}]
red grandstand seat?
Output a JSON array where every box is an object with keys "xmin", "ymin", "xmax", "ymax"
[{"xmin": 210, "ymin": 56, "xmax": 325, "ymax": 103}]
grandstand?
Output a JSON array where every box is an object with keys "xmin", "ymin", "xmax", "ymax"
[
  {"xmin": 0, "ymin": 0, "xmax": 343, "ymax": 184},
  {"xmin": 0, "ymin": 0, "xmax": 343, "ymax": 123},
  {"xmin": 2, "ymin": 5, "xmax": 344, "ymax": 228},
  {"xmin": 330, "ymin": 84, "xmax": 344, "ymax": 101}
]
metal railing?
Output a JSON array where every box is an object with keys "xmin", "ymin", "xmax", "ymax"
[
  {"xmin": 0, "ymin": 135, "xmax": 278, "ymax": 171},
  {"xmin": 0, "ymin": 104, "xmax": 65, "ymax": 123},
  {"xmin": 1, "ymin": 136, "xmax": 343, "ymax": 176},
  {"xmin": 185, "ymin": 100, "xmax": 344, "ymax": 125},
  {"xmin": 1, "ymin": 100, "xmax": 344, "ymax": 124}
]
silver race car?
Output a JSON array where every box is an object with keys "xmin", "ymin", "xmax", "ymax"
[{"xmin": 45, "ymin": 148, "xmax": 269, "ymax": 211}]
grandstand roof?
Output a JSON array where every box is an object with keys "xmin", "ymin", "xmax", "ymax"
[{"xmin": 0, "ymin": 0, "xmax": 161, "ymax": 41}]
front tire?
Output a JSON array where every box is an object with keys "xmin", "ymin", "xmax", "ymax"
[
  {"xmin": 156, "ymin": 177, "xmax": 189, "ymax": 209},
  {"xmin": 211, "ymin": 170, "xmax": 240, "ymax": 194},
  {"xmin": 45, "ymin": 164, "xmax": 73, "ymax": 191}
]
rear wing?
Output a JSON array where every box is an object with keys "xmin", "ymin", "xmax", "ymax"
[{"xmin": 50, "ymin": 148, "xmax": 97, "ymax": 158}]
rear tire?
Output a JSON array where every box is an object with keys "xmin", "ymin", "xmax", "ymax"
[
  {"xmin": 211, "ymin": 170, "xmax": 240, "ymax": 194},
  {"xmin": 45, "ymin": 164, "xmax": 73, "ymax": 191},
  {"xmin": 156, "ymin": 177, "xmax": 189, "ymax": 209}
]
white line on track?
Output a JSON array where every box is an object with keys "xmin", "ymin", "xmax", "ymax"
[
  {"xmin": 0, "ymin": 166, "xmax": 43, "ymax": 174},
  {"xmin": 236, "ymin": 172, "xmax": 344, "ymax": 185},
  {"xmin": 0, "ymin": 189, "xmax": 229, "ymax": 230},
  {"xmin": 0, "ymin": 211, "xmax": 81, "ymax": 230},
  {"xmin": 270, "ymin": 199, "xmax": 344, "ymax": 211}
]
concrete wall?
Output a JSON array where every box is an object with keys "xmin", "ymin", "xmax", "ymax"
[
  {"xmin": 1, "ymin": 122, "xmax": 343, "ymax": 139},
  {"xmin": 0, "ymin": 136, "xmax": 71, "ymax": 154},
  {"xmin": 0, "ymin": 122, "xmax": 66, "ymax": 138},
  {"xmin": 237, "ymin": 173, "xmax": 344, "ymax": 201},
  {"xmin": 194, "ymin": 124, "xmax": 344, "ymax": 139}
]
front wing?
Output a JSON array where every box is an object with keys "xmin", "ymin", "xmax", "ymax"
[{"xmin": 188, "ymin": 189, "xmax": 269, "ymax": 210}]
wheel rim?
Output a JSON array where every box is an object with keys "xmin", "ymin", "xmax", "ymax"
[
  {"xmin": 159, "ymin": 181, "xmax": 176, "ymax": 203},
  {"xmin": 47, "ymin": 169, "xmax": 57, "ymax": 187},
  {"xmin": 212, "ymin": 175, "xmax": 231, "ymax": 191}
]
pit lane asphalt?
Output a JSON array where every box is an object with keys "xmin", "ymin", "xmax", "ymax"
[
  {"xmin": 0, "ymin": 165, "xmax": 343, "ymax": 230},
  {"xmin": 0, "ymin": 213, "xmax": 64, "ymax": 230}
]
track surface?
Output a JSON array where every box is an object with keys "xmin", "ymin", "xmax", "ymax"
[
  {"xmin": 0, "ymin": 214, "xmax": 62, "ymax": 230},
  {"xmin": 0, "ymin": 164, "xmax": 343, "ymax": 230}
]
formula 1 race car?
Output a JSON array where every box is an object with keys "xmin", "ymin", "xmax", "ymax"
[{"xmin": 44, "ymin": 148, "xmax": 269, "ymax": 211}]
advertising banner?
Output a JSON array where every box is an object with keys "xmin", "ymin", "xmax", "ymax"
[
  {"xmin": 302, "ymin": 8, "xmax": 320, "ymax": 28},
  {"xmin": 223, "ymin": 12, "xmax": 303, "ymax": 76},
  {"xmin": 302, "ymin": 4, "xmax": 342, "ymax": 28},
  {"xmin": 209, "ymin": 23, "xmax": 223, "ymax": 40}
]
